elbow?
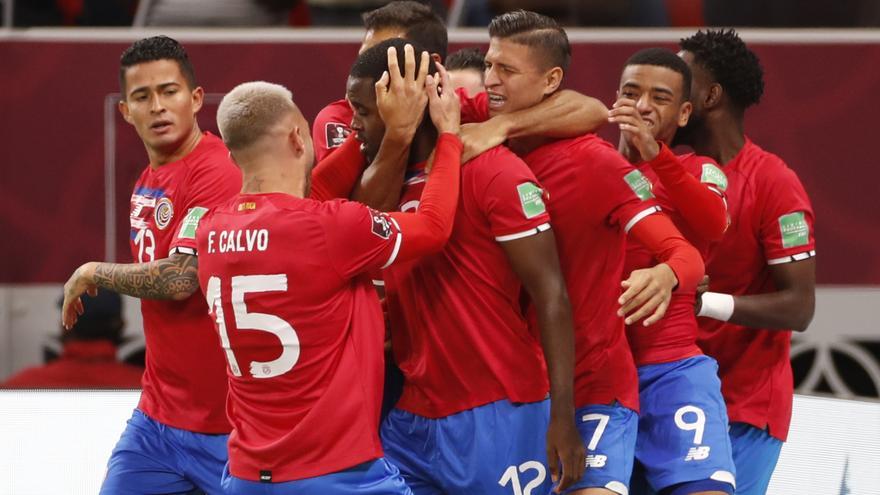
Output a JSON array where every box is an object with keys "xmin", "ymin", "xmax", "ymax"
[{"xmin": 170, "ymin": 287, "xmax": 198, "ymax": 301}]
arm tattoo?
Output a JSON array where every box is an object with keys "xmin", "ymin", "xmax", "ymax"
[{"xmin": 93, "ymin": 253, "xmax": 200, "ymax": 300}]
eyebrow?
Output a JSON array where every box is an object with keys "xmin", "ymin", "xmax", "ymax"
[{"xmin": 128, "ymin": 81, "xmax": 180, "ymax": 98}]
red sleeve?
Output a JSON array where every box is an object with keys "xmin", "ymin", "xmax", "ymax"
[
  {"xmin": 312, "ymin": 100, "xmax": 353, "ymax": 163},
  {"xmin": 457, "ymin": 88, "xmax": 490, "ymax": 124},
  {"xmin": 387, "ymin": 133, "xmax": 462, "ymax": 262},
  {"xmin": 324, "ymin": 201, "xmax": 403, "ymax": 278},
  {"xmin": 582, "ymin": 144, "xmax": 661, "ymax": 233},
  {"xmin": 309, "ymin": 134, "xmax": 364, "ymax": 201},
  {"xmin": 648, "ymin": 145, "xmax": 728, "ymax": 242},
  {"xmin": 170, "ymin": 151, "xmax": 241, "ymax": 255},
  {"xmin": 470, "ymin": 147, "xmax": 551, "ymax": 242},
  {"xmin": 757, "ymin": 160, "xmax": 816, "ymax": 264},
  {"xmin": 628, "ymin": 213, "xmax": 705, "ymax": 291}
]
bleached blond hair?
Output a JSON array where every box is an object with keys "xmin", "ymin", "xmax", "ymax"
[{"xmin": 216, "ymin": 81, "xmax": 296, "ymax": 150}]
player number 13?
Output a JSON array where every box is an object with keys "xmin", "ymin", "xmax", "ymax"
[{"xmin": 205, "ymin": 274, "xmax": 300, "ymax": 379}]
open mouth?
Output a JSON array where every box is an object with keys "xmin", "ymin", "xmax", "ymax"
[
  {"xmin": 150, "ymin": 120, "xmax": 173, "ymax": 133},
  {"xmin": 487, "ymin": 93, "xmax": 506, "ymax": 109}
]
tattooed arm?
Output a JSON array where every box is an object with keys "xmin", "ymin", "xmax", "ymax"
[{"xmin": 61, "ymin": 253, "xmax": 199, "ymax": 329}]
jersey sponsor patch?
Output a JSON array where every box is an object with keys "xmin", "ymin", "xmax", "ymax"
[
  {"xmin": 624, "ymin": 169, "xmax": 654, "ymax": 201},
  {"xmin": 517, "ymin": 182, "xmax": 547, "ymax": 219},
  {"xmin": 701, "ymin": 163, "xmax": 728, "ymax": 191},
  {"xmin": 370, "ymin": 210, "xmax": 393, "ymax": 239},
  {"xmin": 324, "ymin": 122, "xmax": 351, "ymax": 149},
  {"xmin": 778, "ymin": 211, "xmax": 810, "ymax": 248},
  {"xmin": 154, "ymin": 197, "xmax": 174, "ymax": 230},
  {"xmin": 177, "ymin": 207, "xmax": 208, "ymax": 239}
]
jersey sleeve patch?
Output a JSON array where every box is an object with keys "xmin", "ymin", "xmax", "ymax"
[
  {"xmin": 778, "ymin": 211, "xmax": 810, "ymax": 248},
  {"xmin": 624, "ymin": 169, "xmax": 655, "ymax": 201},
  {"xmin": 517, "ymin": 182, "xmax": 547, "ymax": 219},
  {"xmin": 701, "ymin": 163, "xmax": 728, "ymax": 191},
  {"xmin": 177, "ymin": 206, "xmax": 208, "ymax": 239},
  {"xmin": 325, "ymin": 122, "xmax": 351, "ymax": 149},
  {"xmin": 370, "ymin": 209, "xmax": 394, "ymax": 239}
]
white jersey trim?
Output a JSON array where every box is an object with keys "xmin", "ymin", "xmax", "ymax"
[
  {"xmin": 381, "ymin": 217, "xmax": 403, "ymax": 269},
  {"xmin": 623, "ymin": 206, "xmax": 662, "ymax": 233},
  {"xmin": 495, "ymin": 222, "xmax": 551, "ymax": 243},
  {"xmin": 767, "ymin": 249, "xmax": 816, "ymax": 265},
  {"xmin": 372, "ymin": 279, "xmax": 385, "ymax": 287},
  {"xmin": 169, "ymin": 246, "xmax": 197, "ymax": 256},
  {"xmin": 710, "ymin": 470, "xmax": 736, "ymax": 488}
]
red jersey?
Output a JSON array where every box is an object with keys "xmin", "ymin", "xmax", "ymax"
[
  {"xmin": 312, "ymin": 99, "xmax": 353, "ymax": 163},
  {"xmin": 191, "ymin": 194, "xmax": 400, "ymax": 482},
  {"xmin": 624, "ymin": 153, "xmax": 728, "ymax": 366},
  {"xmin": 383, "ymin": 146, "xmax": 551, "ymax": 418},
  {"xmin": 523, "ymin": 135, "xmax": 660, "ymax": 412},
  {"xmin": 0, "ymin": 341, "xmax": 143, "ymax": 389},
  {"xmin": 697, "ymin": 138, "xmax": 815, "ymax": 442},
  {"xmin": 130, "ymin": 132, "xmax": 238, "ymax": 433}
]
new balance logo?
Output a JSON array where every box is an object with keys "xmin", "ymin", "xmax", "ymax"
[
  {"xmin": 585, "ymin": 455, "xmax": 607, "ymax": 468},
  {"xmin": 685, "ymin": 446, "xmax": 711, "ymax": 461}
]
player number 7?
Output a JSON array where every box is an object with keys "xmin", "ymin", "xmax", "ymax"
[
  {"xmin": 205, "ymin": 274, "xmax": 301, "ymax": 379},
  {"xmin": 581, "ymin": 413, "xmax": 610, "ymax": 451}
]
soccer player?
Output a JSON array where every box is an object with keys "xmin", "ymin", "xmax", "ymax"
[
  {"xmin": 446, "ymin": 47, "xmax": 486, "ymax": 96},
  {"xmin": 348, "ymin": 38, "xmax": 584, "ymax": 494},
  {"xmin": 609, "ymin": 47, "xmax": 736, "ymax": 495},
  {"xmin": 181, "ymin": 73, "xmax": 462, "ymax": 492},
  {"xmin": 465, "ymin": 12, "xmax": 706, "ymax": 495},
  {"xmin": 58, "ymin": 36, "xmax": 237, "ymax": 494},
  {"xmin": 675, "ymin": 29, "xmax": 816, "ymax": 495}
]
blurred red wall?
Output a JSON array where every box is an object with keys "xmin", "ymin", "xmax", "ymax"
[{"xmin": 1, "ymin": 38, "xmax": 876, "ymax": 284}]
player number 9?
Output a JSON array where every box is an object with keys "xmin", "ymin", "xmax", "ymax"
[{"xmin": 674, "ymin": 405, "xmax": 706, "ymax": 445}]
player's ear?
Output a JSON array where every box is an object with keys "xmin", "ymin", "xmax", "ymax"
[
  {"xmin": 705, "ymin": 83, "xmax": 722, "ymax": 110},
  {"xmin": 678, "ymin": 101, "xmax": 693, "ymax": 127},
  {"xmin": 543, "ymin": 67, "xmax": 564, "ymax": 96},
  {"xmin": 289, "ymin": 125, "xmax": 307, "ymax": 155},
  {"xmin": 118, "ymin": 100, "xmax": 134, "ymax": 125},
  {"xmin": 191, "ymin": 86, "xmax": 205, "ymax": 114},
  {"xmin": 430, "ymin": 53, "xmax": 442, "ymax": 65}
]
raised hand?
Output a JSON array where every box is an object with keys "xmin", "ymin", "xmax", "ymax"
[
  {"xmin": 61, "ymin": 262, "xmax": 98, "ymax": 330},
  {"xmin": 375, "ymin": 44, "xmax": 430, "ymax": 141},
  {"xmin": 608, "ymin": 97, "xmax": 660, "ymax": 162},
  {"xmin": 425, "ymin": 60, "xmax": 460, "ymax": 136}
]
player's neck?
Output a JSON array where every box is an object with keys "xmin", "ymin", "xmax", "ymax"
[
  {"xmin": 147, "ymin": 124, "xmax": 203, "ymax": 169},
  {"xmin": 507, "ymin": 135, "xmax": 551, "ymax": 157},
  {"xmin": 617, "ymin": 138, "xmax": 640, "ymax": 164},
  {"xmin": 700, "ymin": 116, "xmax": 745, "ymax": 165},
  {"xmin": 408, "ymin": 126, "xmax": 438, "ymax": 167},
  {"xmin": 240, "ymin": 159, "xmax": 308, "ymax": 198}
]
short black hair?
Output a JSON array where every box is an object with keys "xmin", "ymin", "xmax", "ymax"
[
  {"xmin": 680, "ymin": 29, "xmax": 764, "ymax": 110},
  {"xmin": 350, "ymin": 38, "xmax": 438, "ymax": 82},
  {"xmin": 446, "ymin": 47, "xmax": 485, "ymax": 72},
  {"xmin": 488, "ymin": 10, "xmax": 570, "ymax": 72},
  {"xmin": 362, "ymin": 1, "xmax": 448, "ymax": 60},
  {"xmin": 119, "ymin": 36, "xmax": 197, "ymax": 93},
  {"xmin": 624, "ymin": 47, "xmax": 692, "ymax": 101}
]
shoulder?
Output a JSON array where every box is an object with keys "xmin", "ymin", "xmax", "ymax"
[
  {"xmin": 465, "ymin": 145, "xmax": 534, "ymax": 182},
  {"xmin": 186, "ymin": 133, "xmax": 238, "ymax": 175},
  {"xmin": 743, "ymin": 141, "xmax": 804, "ymax": 190},
  {"xmin": 315, "ymin": 99, "xmax": 352, "ymax": 123}
]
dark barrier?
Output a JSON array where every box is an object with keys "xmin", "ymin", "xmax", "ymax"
[{"xmin": 1, "ymin": 30, "xmax": 877, "ymax": 284}]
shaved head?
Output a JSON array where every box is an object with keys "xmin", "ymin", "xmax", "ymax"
[{"xmin": 216, "ymin": 81, "xmax": 305, "ymax": 152}]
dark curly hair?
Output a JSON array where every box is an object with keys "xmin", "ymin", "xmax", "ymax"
[
  {"xmin": 362, "ymin": 1, "xmax": 448, "ymax": 60},
  {"xmin": 679, "ymin": 29, "xmax": 764, "ymax": 110},
  {"xmin": 350, "ymin": 38, "xmax": 437, "ymax": 82},
  {"xmin": 446, "ymin": 47, "xmax": 485, "ymax": 72},
  {"xmin": 119, "ymin": 36, "xmax": 197, "ymax": 93}
]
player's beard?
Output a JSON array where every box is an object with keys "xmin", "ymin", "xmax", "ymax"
[{"xmin": 672, "ymin": 111, "xmax": 705, "ymax": 148}]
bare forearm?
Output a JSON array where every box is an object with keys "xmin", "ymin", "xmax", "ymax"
[
  {"xmin": 505, "ymin": 90, "xmax": 608, "ymax": 140},
  {"xmin": 92, "ymin": 253, "xmax": 200, "ymax": 301},
  {"xmin": 351, "ymin": 133, "xmax": 412, "ymax": 211},
  {"xmin": 536, "ymin": 293, "xmax": 577, "ymax": 417},
  {"xmin": 730, "ymin": 289, "xmax": 815, "ymax": 331}
]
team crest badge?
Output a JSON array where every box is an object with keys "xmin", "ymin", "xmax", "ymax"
[
  {"xmin": 154, "ymin": 197, "xmax": 174, "ymax": 230},
  {"xmin": 325, "ymin": 122, "xmax": 351, "ymax": 149}
]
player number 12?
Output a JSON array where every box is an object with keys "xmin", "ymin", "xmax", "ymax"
[{"xmin": 205, "ymin": 274, "xmax": 301, "ymax": 379}]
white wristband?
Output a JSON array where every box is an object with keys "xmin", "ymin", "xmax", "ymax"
[{"xmin": 697, "ymin": 292, "xmax": 735, "ymax": 321}]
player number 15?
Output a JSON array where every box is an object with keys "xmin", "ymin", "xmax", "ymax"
[{"xmin": 205, "ymin": 274, "xmax": 301, "ymax": 379}]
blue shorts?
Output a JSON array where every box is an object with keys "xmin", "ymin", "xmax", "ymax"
[
  {"xmin": 100, "ymin": 409, "xmax": 229, "ymax": 495},
  {"xmin": 220, "ymin": 458, "xmax": 412, "ymax": 494},
  {"xmin": 728, "ymin": 422, "xmax": 783, "ymax": 495},
  {"xmin": 564, "ymin": 402, "xmax": 638, "ymax": 494},
  {"xmin": 632, "ymin": 355, "xmax": 736, "ymax": 494},
  {"xmin": 381, "ymin": 398, "xmax": 551, "ymax": 495}
]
